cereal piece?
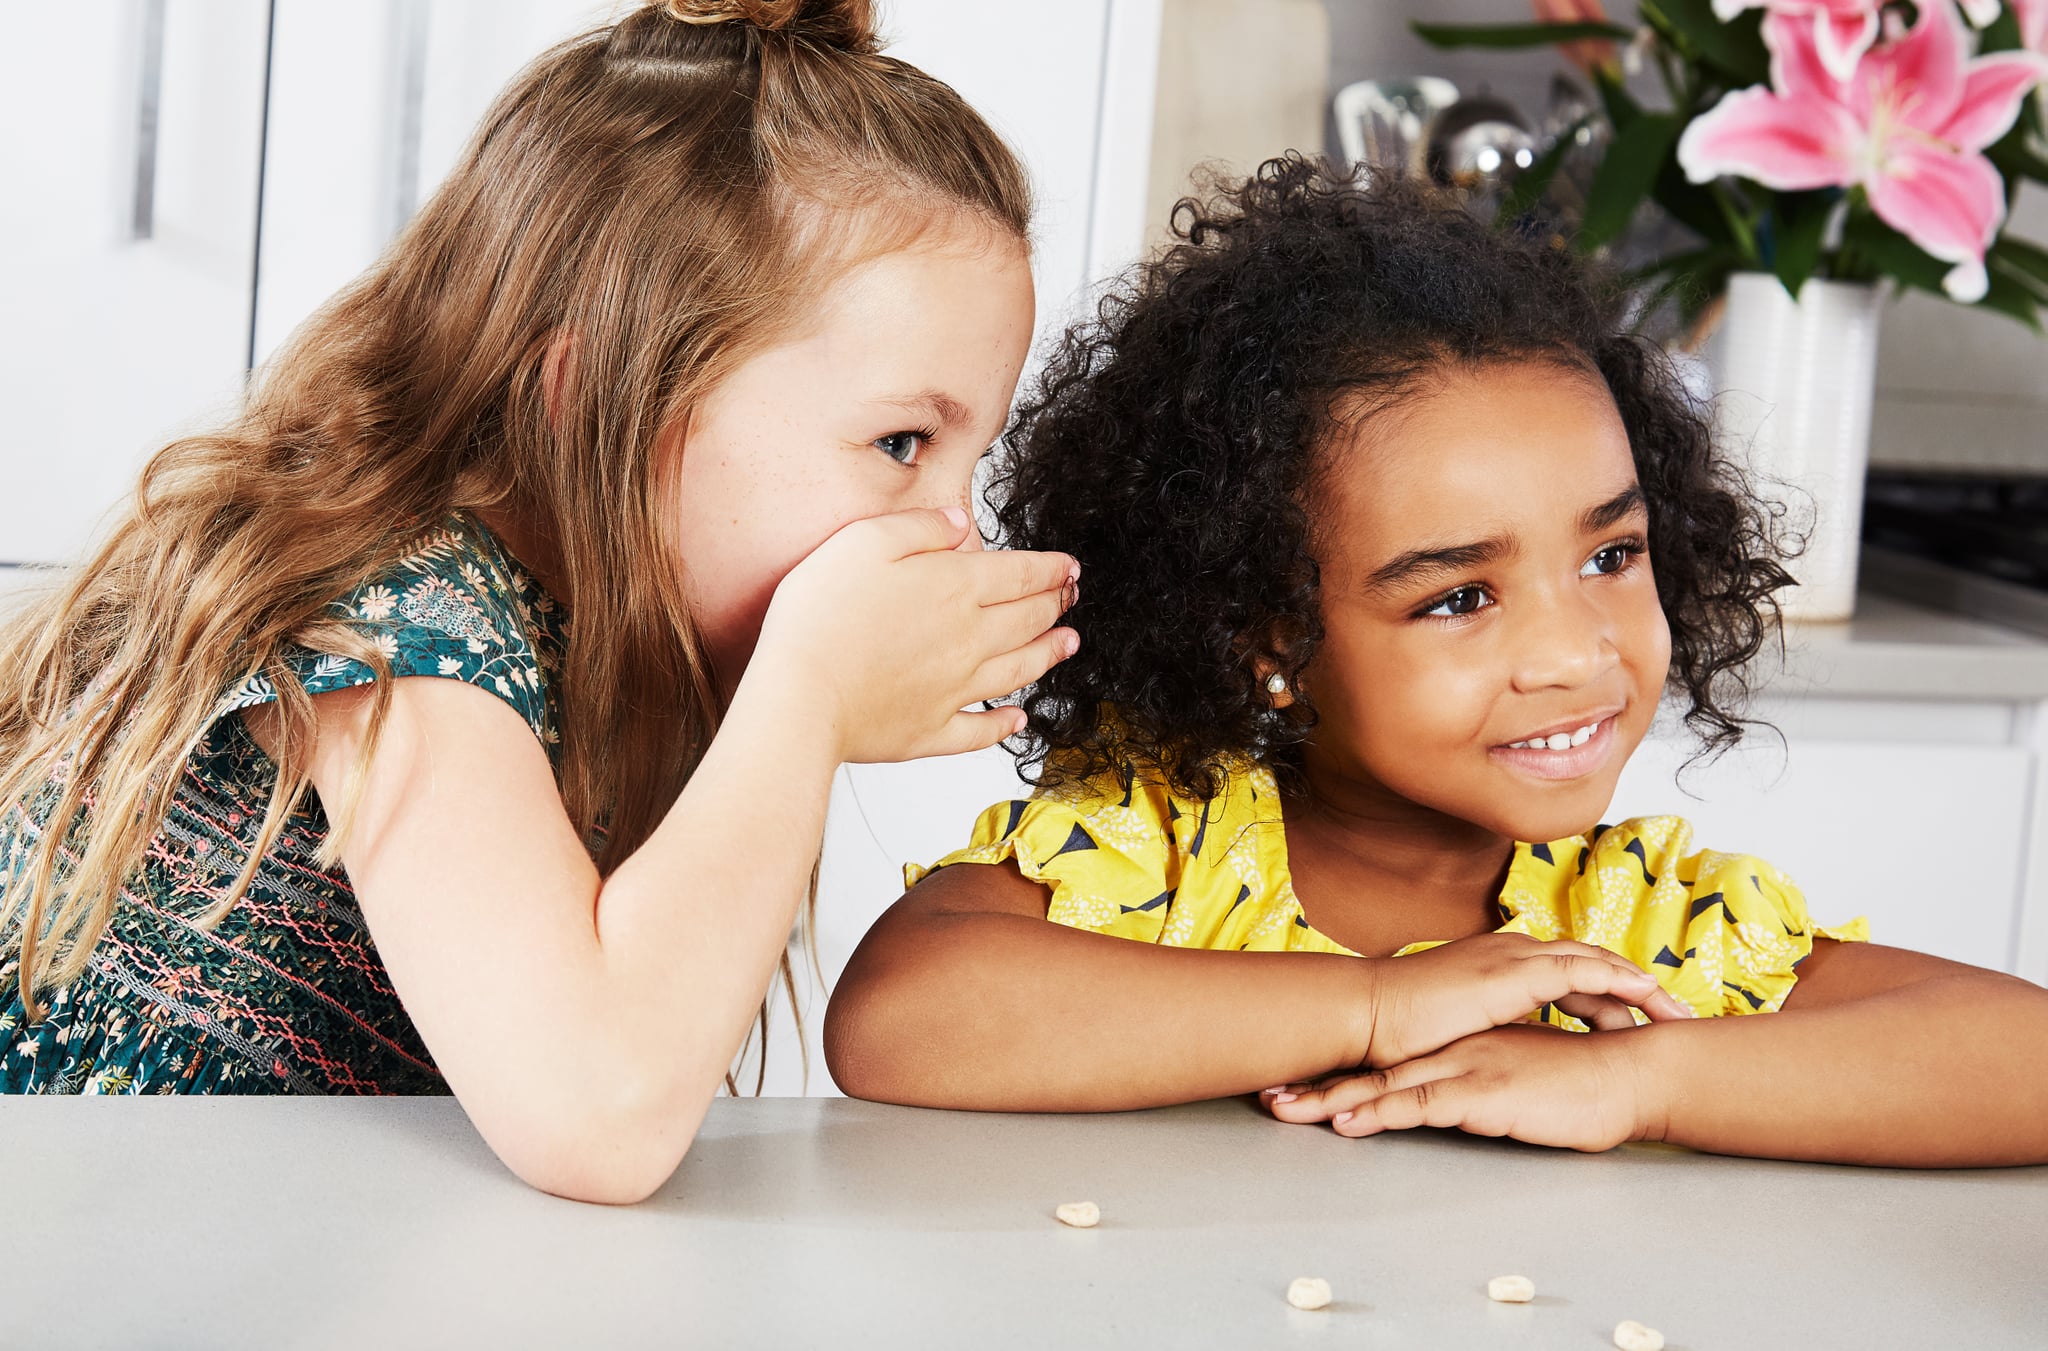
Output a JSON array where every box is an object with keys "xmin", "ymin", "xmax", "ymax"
[
  {"xmin": 1486, "ymin": 1274, "xmax": 1536, "ymax": 1303},
  {"xmin": 1053, "ymin": 1201, "xmax": 1100, "ymax": 1229},
  {"xmin": 1285, "ymin": 1276, "xmax": 1332, "ymax": 1311},
  {"xmin": 1612, "ymin": 1319, "xmax": 1664, "ymax": 1351}
]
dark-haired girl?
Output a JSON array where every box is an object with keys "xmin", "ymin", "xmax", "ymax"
[{"xmin": 825, "ymin": 157, "xmax": 2048, "ymax": 1166}]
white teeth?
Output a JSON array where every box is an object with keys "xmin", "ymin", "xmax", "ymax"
[{"xmin": 1507, "ymin": 720, "xmax": 1603, "ymax": 752}]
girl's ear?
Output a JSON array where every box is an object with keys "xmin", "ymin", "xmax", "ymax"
[
  {"xmin": 1248, "ymin": 653, "xmax": 1296, "ymax": 710},
  {"xmin": 542, "ymin": 329, "xmax": 578, "ymax": 430}
]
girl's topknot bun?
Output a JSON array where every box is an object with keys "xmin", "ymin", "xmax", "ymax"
[{"xmin": 655, "ymin": 0, "xmax": 879, "ymax": 54}]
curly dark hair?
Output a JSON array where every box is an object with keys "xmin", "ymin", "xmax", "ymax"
[{"xmin": 990, "ymin": 154, "xmax": 1793, "ymax": 799}]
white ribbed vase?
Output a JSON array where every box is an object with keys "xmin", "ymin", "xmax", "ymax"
[{"xmin": 1709, "ymin": 272, "xmax": 1885, "ymax": 622}]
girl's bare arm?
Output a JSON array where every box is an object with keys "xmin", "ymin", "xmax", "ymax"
[
  {"xmin": 825, "ymin": 860, "xmax": 1379, "ymax": 1110},
  {"xmin": 1635, "ymin": 940, "xmax": 2048, "ymax": 1166},
  {"xmin": 824, "ymin": 858, "xmax": 1692, "ymax": 1111},
  {"xmin": 284, "ymin": 511, "xmax": 1077, "ymax": 1206}
]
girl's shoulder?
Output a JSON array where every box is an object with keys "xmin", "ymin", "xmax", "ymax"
[
  {"xmin": 907, "ymin": 748, "xmax": 1292, "ymax": 946},
  {"xmin": 215, "ymin": 513, "xmax": 568, "ymax": 751},
  {"xmin": 1502, "ymin": 815, "xmax": 1869, "ymax": 1018}
]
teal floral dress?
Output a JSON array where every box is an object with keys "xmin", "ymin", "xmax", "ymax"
[{"xmin": 0, "ymin": 515, "xmax": 566, "ymax": 1094}]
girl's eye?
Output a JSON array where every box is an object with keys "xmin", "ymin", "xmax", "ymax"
[
  {"xmin": 1582, "ymin": 541, "xmax": 1643, "ymax": 577},
  {"xmin": 874, "ymin": 429, "xmax": 934, "ymax": 466},
  {"xmin": 1420, "ymin": 584, "xmax": 1493, "ymax": 619}
]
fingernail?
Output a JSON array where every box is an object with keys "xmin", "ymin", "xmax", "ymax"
[
  {"xmin": 1061, "ymin": 631, "xmax": 1080, "ymax": 657},
  {"xmin": 1261, "ymin": 1087, "xmax": 1284, "ymax": 1096},
  {"xmin": 1271, "ymin": 1092, "xmax": 1298, "ymax": 1104},
  {"xmin": 1067, "ymin": 559, "xmax": 1081, "ymax": 583},
  {"xmin": 1333, "ymin": 1111, "xmax": 1352, "ymax": 1126},
  {"xmin": 942, "ymin": 506, "xmax": 968, "ymax": 528}
]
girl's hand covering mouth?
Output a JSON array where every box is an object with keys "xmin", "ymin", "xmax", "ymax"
[{"xmin": 752, "ymin": 506, "xmax": 1080, "ymax": 765}]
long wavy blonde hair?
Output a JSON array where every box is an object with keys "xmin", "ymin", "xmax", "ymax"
[{"xmin": 0, "ymin": 0, "xmax": 1031, "ymax": 1079}]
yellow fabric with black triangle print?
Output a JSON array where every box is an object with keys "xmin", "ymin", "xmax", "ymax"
[{"xmin": 908, "ymin": 755, "xmax": 1867, "ymax": 1025}]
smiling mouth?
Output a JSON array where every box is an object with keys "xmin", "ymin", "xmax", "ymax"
[
  {"xmin": 1489, "ymin": 714, "xmax": 1620, "ymax": 781},
  {"xmin": 1505, "ymin": 720, "xmax": 1603, "ymax": 751}
]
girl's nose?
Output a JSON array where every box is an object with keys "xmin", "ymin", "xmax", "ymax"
[{"xmin": 1508, "ymin": 588, "xmax": 1613, "ymax": 691}]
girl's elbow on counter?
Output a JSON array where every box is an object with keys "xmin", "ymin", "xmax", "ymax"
[{"xmin": 474, "ymin": 1064, "xmax": 721, "ymax": 1205}]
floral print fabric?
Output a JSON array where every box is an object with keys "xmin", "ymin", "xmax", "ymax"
[{"xmin": 0, "ymin": 515, "xmax": 566, "ymax": 1093}]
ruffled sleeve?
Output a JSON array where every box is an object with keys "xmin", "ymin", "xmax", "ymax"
[
  {"xmin": 211, "ymin": 517, "xmax": 562, "ymax": 752},
  {"xmin": 905, "ymin": 780, "xmax": 1181, "ymax": 941},
  {"xmin": 1544, "ymin": 817, "xmax": 1868, "ymax": 1019}
]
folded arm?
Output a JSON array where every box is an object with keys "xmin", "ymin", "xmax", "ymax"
[
  {"xmin": 824, "ymin": 860, "xmax": 1377, "ymax": 1111},
  {"xmin": 1269, "ymin": 938, "xmax": 2048, "ymax": 1168},
  {"xmin": 823, "ymin": 859, "xmax": 1689, "ymax": 1111}
]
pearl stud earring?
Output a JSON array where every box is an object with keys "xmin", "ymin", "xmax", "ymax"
[{"xmin": 1265, "ymin": 673, "xmax": 1287, "ymax": 695}]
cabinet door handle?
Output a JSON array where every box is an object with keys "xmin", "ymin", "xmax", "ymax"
[
  {"xmin": 387, "ymin": 0, "xmax": 431, "ymax": 238},
  {"xmin": 130, "ymin": 0, "xmax": 167, "ymax": 241}
]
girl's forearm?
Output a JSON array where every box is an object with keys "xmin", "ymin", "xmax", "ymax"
[
  {"xmin": 826, "ymin": 905, "xmax": 1375, "ymax": 1112},
  {"xmin": 1635, "ymin": 972, "xmax": 2048, "ymax": 1166},
  {"xmin": 582, "ymin": 666, "xmax": 841, "ymax": 1149}
]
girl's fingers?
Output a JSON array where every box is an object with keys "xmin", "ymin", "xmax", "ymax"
[
  {"xmin": 1552, "ymin": 992, "xmax": 1642, "ymax": 1032},
  {"xmin": 1636, "ymin": 985, "xmax": 1695, "ymax": 1021},
  {"xmin": 968, "ymin": 627, "xmax": 1079, "ymax": 705},
  {"xmin": 1333, "ymin": 1069, "xmax": 1474, "ymax": 1138},
  {"xmin": 856, "ymin": 505, "xmax": 976, "ymax": 560},
  {"xmin": 924, "ymin": 706, "xmax": 1030, "ymax": 759},
  {"xmin": 1520, "ymin": 941, "xmax": 1691, "ymax": 1020},
  {"xmin": 978, "ymin": 586, "xmax": 1073, "ymax": 656},
  {"xmin": 1266, "ymin": 1074, "xmax": 1382, "ymax": 1123},
  {"xmin": 1519, "ymin": 950, "xmax": 1670, "ymax": 1013},
  {"xmin": 968, "ymin": 548, "xmax": 1079, "ymax": 606}
]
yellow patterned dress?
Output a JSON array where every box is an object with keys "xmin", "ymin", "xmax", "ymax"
[{"xmin": 910, "ymin": 755, "xmax": 1867, "ymax": 1025}]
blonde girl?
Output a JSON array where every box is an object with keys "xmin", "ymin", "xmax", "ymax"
[{"xmin": 0, "ymin": 0, "xmax": 1077, "ymax": 1204}]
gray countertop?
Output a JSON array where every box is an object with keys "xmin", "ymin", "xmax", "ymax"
[
  {"xmin": 1779, "ymin": 587, "xmax": 2048, "ymax": 700},
  {"xmin": 4, "ymin": 1095, "xmax": 2043, "ymax": 1349}
]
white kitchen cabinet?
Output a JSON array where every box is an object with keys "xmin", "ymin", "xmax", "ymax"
[
  {"xmin": 256, "ymin": 0, "xmax": 1159, "ymax": 363},
  {"xmin": 253, "ymin": 0, "xmax": 621, "ymax": 363},
  {"xmin": 0, "ymin": 0, "xmax": 270, "ymax": 566}
]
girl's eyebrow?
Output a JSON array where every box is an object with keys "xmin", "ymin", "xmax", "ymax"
[
  {"xmin": 1581, "ymin": 484, "xmax": 1647, "ymax": 534},
  {"xmin": 868, "ymin": 390, "xmax": 972, "ymax": 428},
  {"xmin": 1361, "ymin": 486, "xmax": 1646, "ymax": 597},
  {"xmin": 1363, "ymin": 535, "xmax": 1516, "ymax": 597}
]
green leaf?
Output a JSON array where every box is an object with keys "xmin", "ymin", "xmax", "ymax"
[
  {"xmin": 1977, "ymin": 5, "xmax": 2025, "ymax": 54},
  {"xmin": 1411, "ymin": 20, "xmax": 1633, "ymax": 50},
  {"xmin": 1651, "ymin": 158, "xmax": 1735, "ymax": 246},
  {"xmin": 1838, "ymin": 210, "xmax": 1948, "ymax": 292},
  {"xmin": 1769, "ymin": 191, "xmax": 1836, "ymax": 299},
  {"xmin": 1987, "ymin": 129, "xmax": 2048, "ymax": 184},
  {"xmin": 1578, "ymin": 112, "xmax": 1683, "ymax": 252},
  {"xmin": 1638, "ymin": 0, "xmax": 1769, "ymax": 87},
  {"xmin": 1495, "ymin": 113, "xmax": 1595, "ymax": 226},
  {"xmin": 1839, "ymin": 211, "xmax": 2041, "ymax": 328},
  {"xmin": 1992, "ymin": 235, "xmax": 2048, "ymax": 288},
  {"xmin": 1593, "ymin": 65, "xmax": 1643, "ymax": 132},
  {"xmin": 1978, "ymin": 260, "xmax": 2044, "ymax": 330},
  {"xmin": 1627, "ymin": 247, "xmax": 1739, "ymax": 333}
]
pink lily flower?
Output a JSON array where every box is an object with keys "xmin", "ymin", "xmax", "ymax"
[
  {"xmin": 2014, "ymin": 0, "xmax": 2048, "ymax": 53},
  {"xmin": 1679, "ymin": 0, "xmax": 2048, "ymax": 301},
  {"xmin": 1711, "ymin": 1, "xmax": 2004, "ymax": 84}
]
